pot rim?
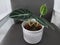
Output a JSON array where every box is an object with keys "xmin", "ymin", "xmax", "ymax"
[{"xmin": 21, "ymin": 20, "xmax": 44, "ymax": 32}]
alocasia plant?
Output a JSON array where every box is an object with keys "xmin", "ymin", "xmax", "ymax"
[{"xmin": 9, "ymin": 4, "xmax": 55, "ymax": 30}]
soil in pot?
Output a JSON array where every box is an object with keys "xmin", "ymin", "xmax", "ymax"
[{"xmin": 24, "ymin": 21, "xmax": 42, "ymax": 31}]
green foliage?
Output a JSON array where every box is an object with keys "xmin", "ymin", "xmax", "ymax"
[
  {"xmin": 33, "ymin": 17, "xmax": 55, "ymax": 30},
  {"xmin": 40, "ymin": 4, "xmax": 48, "ymax": 17},
  {"xmin": 9, "ymin": 7, "xmax": 55, "ymax": 30},
  {"xmin": 10, "ymin": 9, "xmax": 32, "ymax": 20}
]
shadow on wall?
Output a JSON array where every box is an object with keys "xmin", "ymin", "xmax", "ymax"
[{"xmin": 11, "ymin": 0, "xmax": 54, "ymax": 22}]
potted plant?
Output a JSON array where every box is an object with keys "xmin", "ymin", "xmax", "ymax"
[{"xmin": 9, "ymin": 4, "xmax": 55, "ymax": 44}]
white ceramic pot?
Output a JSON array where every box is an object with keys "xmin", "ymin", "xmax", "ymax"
[{"xmin": 22, "ymin": 19, "xmax": 44, "ymax": 44}]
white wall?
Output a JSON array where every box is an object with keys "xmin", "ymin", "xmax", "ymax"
[
  {"xmin": 0, "ymin": 0, "xmax": 12, "ymax": 20},
  {"xmin": 0, "ymin": 18, "xmax": 14, "ymax": 43},
  {"xmin": 0, "ymin": 0, "xmax": 13, "ymax": 43},
  {"xmin": 51, "ymin": 0, "xmax": 60, "ymax": 29},
  {"xmin": 54, "ymin": 0, "xmax": 60, "ymax": 12}
]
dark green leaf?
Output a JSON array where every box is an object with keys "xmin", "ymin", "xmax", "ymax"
[
  {"xmin": 33, "ymin": 16, "xmax": 55, "ymax": 30},
  {"xmin": 10, "ymin": 9, "xmax": 32, "ymax": 20},
  {"xmin": 40, "ymin": 17, "xmax": 55, "ymax": 30}
]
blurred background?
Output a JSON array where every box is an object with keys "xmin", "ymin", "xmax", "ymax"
[{"xmin": 0, "ymin": 0, "xmax": 54, "ymax": 43}]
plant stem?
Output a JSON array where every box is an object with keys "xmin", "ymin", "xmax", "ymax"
[{"xmin": 40, "ymin": 15, "xmax": 42, "ymax": 18}]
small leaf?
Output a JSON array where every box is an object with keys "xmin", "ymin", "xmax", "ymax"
[{"xmin": 40, "ymin": 4, "xmax": 48, "ymax": 16}]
